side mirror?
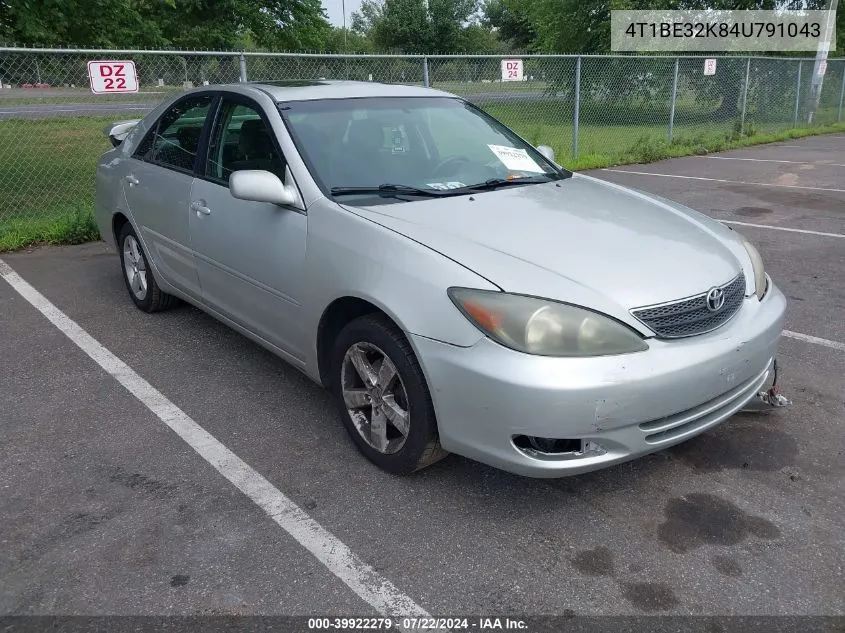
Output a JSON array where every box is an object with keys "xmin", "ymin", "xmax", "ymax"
[
  {"xmin": 103, "ymin": 119, "xmax": 140, "ymax": 148},
  {"xmin": 536, "ymin": 145, "xmax": 556, "ymax": 163},
  {"xmin": 230, "ymin": 170, "xmax": 297, "ymax": 206}
]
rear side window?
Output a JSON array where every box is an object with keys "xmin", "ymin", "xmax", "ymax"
[{"xmin": 134, "ymin": 96, "xmax": 213, "ymax": 172}]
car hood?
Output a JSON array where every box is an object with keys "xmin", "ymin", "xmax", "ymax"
[{"xmin": 346, "ymin": 174, "xmax": 745, "ymax": 314}]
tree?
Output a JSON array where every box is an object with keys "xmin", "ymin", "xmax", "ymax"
[
  {"xmin": 323, "ymin": 27, "xmax": 377, "ymax": 53},
  {"xmin": 0, "ymin": 0, "xmax": 171, "ymax": 48},
  {"xmin": 0, "ymin": 0, "xmax": 333, "ymax": 50},
  {"xmin": 242, "ymin": 0, "xmax": 334, "ymax": 51},
  {"xmin": 460, "ymin": 22, "xmax": 505, "ymax": 53},
  {"xmin": 481, "ymin": 0, "xmax": 534, "ymax": 51},
  {"xmin": 351, "ymin": 0, "xmax": 483, "ymax": 53}
]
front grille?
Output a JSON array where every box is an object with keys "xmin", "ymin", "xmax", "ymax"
[{"xmin": 631, "ymin": 272, "xmax": 746, "ymax": 339}]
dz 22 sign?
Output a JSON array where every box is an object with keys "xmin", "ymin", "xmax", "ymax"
[{"xmin": 88, "ymin": 61, "xmax": 139, "ymax": 94}]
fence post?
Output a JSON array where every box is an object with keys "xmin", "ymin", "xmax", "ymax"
[
  {"xmin": 839, "ymin": 63, "xmax": 845, "ymax": 122},
  {"xmin": 793, "ymin": 60, "xmax": 802, "ymax": 127},
  {"xmin": 239, "ymin": 54, "xmax": 248, "ymax": 83},
  {"xmin": 573, "ymin": 56, "xmax": 581, "ymax": 160},
  {"xmin": 423, "ymin": 56, "xmax": 430, "ymax": 87},
  {"xmin": 740, "ymin": 57, "xmax": 751, "ymax": 135},
  {"xmin": 668, "ymin": 57, "xmax": 679, "ymax": 141}
]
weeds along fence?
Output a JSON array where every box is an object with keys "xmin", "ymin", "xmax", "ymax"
[{"xmin": 1, "ymin": 47, "xmax": 844, "ymax": 234}]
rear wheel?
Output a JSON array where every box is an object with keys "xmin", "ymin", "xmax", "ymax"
[
  {"xmin": 118, "ymin": 223, "xmax": 178, "ymax": 313},
  {"xmin": 330, "ymin": 315, "xmax": 448, "ymax": 475}
]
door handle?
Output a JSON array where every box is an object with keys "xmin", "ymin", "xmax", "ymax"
[
  {"xmin": 125, "ymin": 175, "xmax": 139, "ymax": 187},
  {"xmin": 191, "ymin": 201, "xmax": 211, "ymax": 216}
]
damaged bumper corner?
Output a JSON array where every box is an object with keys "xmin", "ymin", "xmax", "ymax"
[{"xmin": 741, "ymin": 358, "xmax": 792, "ymax": 412}]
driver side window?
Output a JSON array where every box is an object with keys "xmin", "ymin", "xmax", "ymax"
[{"xmin": 204, "ymin": 100, "xmax": 286, "ymax": 186}]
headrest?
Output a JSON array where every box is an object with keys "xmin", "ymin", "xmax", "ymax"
[{"xmin": 239, "ymin": 118, "xmax": 273, "ymax": 157}]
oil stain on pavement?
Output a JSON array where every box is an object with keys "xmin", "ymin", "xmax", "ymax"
[
  {"xmin": 711, "ymin": 554, "xmax": 743, "ymax": 577},
  {"xmin": 658, "ymin": 493, "xmax": 780, "ymax": 554},
  {"xmin": 569, "ymin": 546, "xmax": 680, "ymax": 612},
  {"xmin": 620, "ymin": 582, "xmax": 680, "ymax": 612},
  {"xmin": 569, "ymin": 546, "xmax": 614, "ymax": 576}
]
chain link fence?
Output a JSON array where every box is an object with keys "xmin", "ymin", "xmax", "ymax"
[{"xmin": 1, "ymin": 48, "xmax": 844, "ymax": 233}]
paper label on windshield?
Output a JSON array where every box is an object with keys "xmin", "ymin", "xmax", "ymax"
[
  {"xmin": 487, "ymin": 145, "xmax": 544, "ymax": 173},
  {"xmin": 427, "ymin": 181, "xmax": 466, "ymax": 190}
]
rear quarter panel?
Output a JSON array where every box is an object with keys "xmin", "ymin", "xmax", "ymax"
[{"xmin": 94, "ymin": 119, "xmax": 153, "ymax": 248}]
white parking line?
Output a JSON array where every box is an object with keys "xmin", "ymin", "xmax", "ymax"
[
  {"xmin": 720, "ymin": 220, "xmax": 845, "ymax": 239},
  {"xmin": 698, "ymin": 156, "xmax": 845, "ymax": 167},
  {"xmin": 783, "ymin": 330, "xmax": 845, "ymax": 352},
  {"xmin": 0, "ymin": 257, "xmax": 428, "ymax": 620},
  {"xmin": 601, "ymin": 168, "xmax": 845, "ymax": 193}
]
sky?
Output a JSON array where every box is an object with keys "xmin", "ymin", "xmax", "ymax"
[{"xmin": 322, "ymin": 0, "xmax": 363, "ymax": 27}]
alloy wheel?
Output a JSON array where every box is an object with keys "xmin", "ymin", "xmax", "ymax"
[
  {"xmin": 123, "ymin": 235, "xmax": 148, "ymax": 301},
  {"xmin": 340, "ymin": 342, "xmax": 411, "ymax": 454}
]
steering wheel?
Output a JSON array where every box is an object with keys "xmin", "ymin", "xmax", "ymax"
[{"xmin": 431, "ymin": 155, "xmax": 471, "ymax": 178}]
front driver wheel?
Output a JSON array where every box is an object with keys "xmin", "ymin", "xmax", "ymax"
[
  {"xmin": 118, "ymin": 223, "xmax": 178, "ymax": 313},
  {"xmin": 330, "ymin": 314, "xmax": 448, "ymax": 475}
]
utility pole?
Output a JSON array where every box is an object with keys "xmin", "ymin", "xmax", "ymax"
[
  {"xmin": 342, "ymin": 0, "xmax": 348, "ymax": 53},
  {"xmin": 808, "ymin": 0, "xmax": 838, "ymax": 124}
]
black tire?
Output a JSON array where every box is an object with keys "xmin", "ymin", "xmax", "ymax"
[
  {"xmin": 330, "ymin": 314, "xmax": 448, "ymax": 475},
  {"xmin": 117, "ymin": 222, "xmax": 179, "ymax": 313}
]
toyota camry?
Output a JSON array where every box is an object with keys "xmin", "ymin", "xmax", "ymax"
[{"xmin": 95, "ymin": 81, "xmax": 786, "ymax": 477}]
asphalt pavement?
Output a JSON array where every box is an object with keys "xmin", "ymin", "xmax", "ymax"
[{"xmin": 1, "ymin": 134, "xmax": 843, "ymax": 620}]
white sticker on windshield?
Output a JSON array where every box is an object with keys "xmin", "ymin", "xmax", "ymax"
[
  {"xmin": 427, "ymin": 181, "xmax": 466, "ymax": 190},
  {"xmin": 487, "ymin": 145, "xmax": 544, "ymax": 173}
]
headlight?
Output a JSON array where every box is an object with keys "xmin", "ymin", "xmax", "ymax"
[
  {"xmin": 448, "ymin": 288, "xmax": 648, "ymax": 357},
  {"xmin": 742, "ymin": 239, "xmax": 767, "ymax": 300}
]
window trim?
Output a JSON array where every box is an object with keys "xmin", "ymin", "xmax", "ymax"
[
  {"xmin": 132, "ymin": 93, "xmax": 218, "ymax": 176},
  {"xmin": 197, "ymin": 93, "xmax": 290, "ymax": 190}
]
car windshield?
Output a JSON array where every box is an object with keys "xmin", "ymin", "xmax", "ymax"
[{"xmin": 279, "ymin": 96, "xmax": 569, "ymax": 203}]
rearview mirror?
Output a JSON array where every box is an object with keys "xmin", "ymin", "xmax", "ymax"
[
  {"xmin": 536, "ymin": 145, "xmax": 556, "ymax": 163},
  {"xmin": 230, "ymin": 170, "xmax": 297, "ymax": 206}
]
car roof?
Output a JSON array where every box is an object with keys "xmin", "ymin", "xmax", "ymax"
[{"xmin": 244, "ymin": 80, "xmax": 456, "ymax": 102}]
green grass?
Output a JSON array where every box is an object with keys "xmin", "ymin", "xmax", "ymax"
[
  {"xmin": 0, "ymin": 203, "xmax": 99, "ymax": 251},
  {"xmin": 480, "ymin": 100, "xmax": 845, "ymax": 170},
  {"xmin": 0, "ymin": 116, "xmax": 112, "ymax": 250},
  {"xmin": 2, "ymin": 104, "xmax": 844, "ymax": 251}
]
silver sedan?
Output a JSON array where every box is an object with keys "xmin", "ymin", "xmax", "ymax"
[{"xmin": 94, "ymin": 81, "xmax": 786, "ymax": 477}]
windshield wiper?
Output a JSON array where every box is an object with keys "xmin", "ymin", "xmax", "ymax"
[
  {"xmin": 330, "ymin": 184, "xmax": 449, "ymax": 198},
  {"xmin": 462, "ymin": 176, "xmax": 556, "ymax": 192}
]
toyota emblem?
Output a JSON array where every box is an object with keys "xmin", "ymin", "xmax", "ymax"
[{"xmin": 706, "ymin": 287, "xmax": 726, "ymax": 312}]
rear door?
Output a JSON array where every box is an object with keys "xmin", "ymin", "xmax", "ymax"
[
  {"xmin": 123, "ymin": 94, "xmax": 215, "ymax": 298},
  {"xmin": 188, "ymin": 94, "xmax": 308, "ymax": 359}
]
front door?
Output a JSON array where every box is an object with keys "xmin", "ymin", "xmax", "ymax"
[
  {"xmin": 188, "ymin": 96, "xmax": 308, "ymax": 359},
  {"xmin": 123, "ymin": 94, "xmax": 214, "ymax": 298}
]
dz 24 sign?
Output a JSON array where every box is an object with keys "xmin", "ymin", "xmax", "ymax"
[
  {"xmin": 88, "ymin": 60, "xmax": 138, "ymax": 94},
  {"xmin": 501, "ymin": 59, "xmax": 524, "ymax": 82}
]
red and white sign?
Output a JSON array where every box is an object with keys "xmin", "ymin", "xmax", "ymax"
[
  {"xmin": 704, "ymin": 58, "xmax": 717, "ymax": 76},
  {"xmin": 88, "ymin": 60, "xmax": 138, "ymax": 94},
  {"xmin": 501, "ymin": 59, "xmax": 524, "ymax": 82}
]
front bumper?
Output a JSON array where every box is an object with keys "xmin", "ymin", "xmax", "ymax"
[{"xmin": 411, "ymin": 283, "xmax": 787, "ymax": 478}]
